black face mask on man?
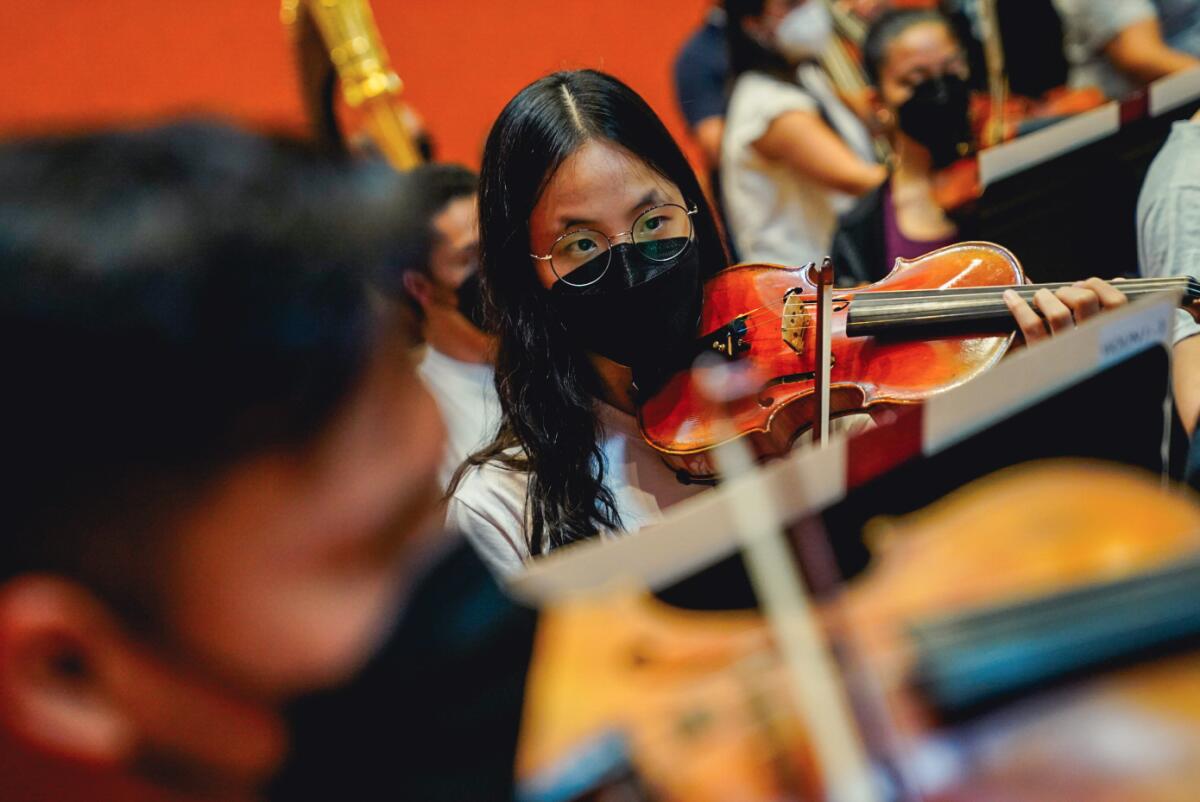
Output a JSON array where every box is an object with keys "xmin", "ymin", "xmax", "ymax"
[
  {"xmin": 454, "ymin": 271, "xmax": 490, "ymax": 332},
  {"xmin": 548, "ymin": 238, "xmax": 703, "ymax": 394},
  {"xmin": 896, "ymin": 74, "xmax": 973, "ymax": 169}
]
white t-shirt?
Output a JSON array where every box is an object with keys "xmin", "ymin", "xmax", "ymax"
[
  {"xmin": 1138, "ymin": 119, "xmax": 1200, "ymax": 344},
  {"xmin": 416, "ymin": 346, "xmax": 500, "ymax": 489},
  {"xmin": 1053, "ymin": 0, "xmax": 1158, "ymax": 100},
  {"xmin": 445, "ymin": 402, "xmax": 708, "ymax": 578},
  {"xmin": 721, "ymin": 65, "xmax": 877, "ymax": 267}
]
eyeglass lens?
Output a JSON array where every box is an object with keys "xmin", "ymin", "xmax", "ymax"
[{"xmin": 551, "ymin": 204, "xmax": 693, "ymax": 287}]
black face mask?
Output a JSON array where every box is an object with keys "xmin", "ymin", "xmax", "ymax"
[
  {"xmin": 454, "ymin": 271, "xmax": 490, "ymax": 332},
  {"xmin": 897, "ymin": 74, "xmax": 973, "ymax": 169},
  {"xmin": 270, "ymin": 541, "xmax": 536, "ymax": 801},
  {"xmin": 548, "ymin": 238, "xmax": 703, "ymax": 394}
]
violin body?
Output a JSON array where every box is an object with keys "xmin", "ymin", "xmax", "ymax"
[
  {"xmin": 518, "ymin": 460, "xmax": 1200, "ymax": 801},
  {"xmin": 640, "ymin": 242, "xmax": 1022, "ymax": 480},
  {"xmin": 518, "ymin": 593, "xmax": 820, "ymax": 801},
  {"xmin": 842, "ymin": 460, "xmax": 1200, "ymax": 801}
]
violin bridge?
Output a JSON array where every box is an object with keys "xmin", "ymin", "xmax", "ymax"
[{"xmin": 781, "ymin": 291, "xmax": 810, "ymax": 355}]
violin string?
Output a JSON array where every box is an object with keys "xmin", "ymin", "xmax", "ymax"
[
  {"xmin": 843, "ymin": 280, "xmax": 1190, "ymax": 329},
  {"xmin": 748, "ymin": 278, "xmax": 1189, "ymax": 324},
  {"xmin": 857, "ymin": 275, "xmax": 1190, "ymax": 298},
  {"xmin": 854, "ymin": 277, "xmax": 1191, "ymax": 307},
  {"xmin": 708, "ymin": 276, "xmax": 1194, "ymax": 342},
  {"xmin": 854, "ymin": 289, "xmax": 1189, "ymax": 319}
]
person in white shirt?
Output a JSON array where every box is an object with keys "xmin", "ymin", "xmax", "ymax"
[
  {"xmin": 722, "ymin": 0, "xmax": 888, "ymax": 267},
  {"xmin": 376, "ymin": 164, "xmax": 500, "ymax": 489},
  {"xmin": 446, "ymin": 69, "xmax": 1123, "ymax": 580},
  {"xmin": 1053, "ymin": 0, "xmax": 1199, "ymax": 100},
  {"xmin": 1138, "ymin": 108, "xmax": 1200, "ymax": 433}
]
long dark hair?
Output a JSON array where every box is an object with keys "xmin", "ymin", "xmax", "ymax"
[{"xmin": 460, "ymin": 69, "xmax": 726, "ymax": 557}]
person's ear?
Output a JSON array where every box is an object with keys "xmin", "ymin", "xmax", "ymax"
[
  {"xmin": 0, "ymin": 576, "xmax": 135, "ymax": 766},
  {"xmin": 0, "ymin": 574, "xmax": 287, "ymax": 787},
  {"xmin": 401, "ymin": 270, "xmax": 435, "ymax": 310}
]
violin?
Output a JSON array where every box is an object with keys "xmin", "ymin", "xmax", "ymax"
[
  {"xmin": 517, "ymin": 460, "xmax": 1200, "ymax": 801},
  {"xmin": 932, "ymin": 88, "xmax": 1108, "ymax": 211},
  {"xmin": 638, "ymin": 242, "xmax": 1200, "ymax": 481}
]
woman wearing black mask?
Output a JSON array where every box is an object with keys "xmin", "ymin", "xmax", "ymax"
[
  {"xmin": 446, "ymin": 70, "xmax": 727, "ymax": 576},
  {"xmin": 833, "ymin": 9, "xmax": 1126, "ymax": 345},
  {"xmin": 450, "ymin": 67, "xmax": 1123, "ymax": 578},
  {"xmin": 832, "ymin": 9, "xmax": 972, "ymax": 284}
]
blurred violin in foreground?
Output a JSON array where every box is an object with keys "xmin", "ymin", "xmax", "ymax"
[{"xmin": 518, "ymin": 460, "xmax": 1200, "ymax": 801}]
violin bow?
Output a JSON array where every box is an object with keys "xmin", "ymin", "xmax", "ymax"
[
  {"xmin": 711, "ymin": 430, "xmax": 881, "ymax": 802},
  {"xmin": 691, "ymin": 337, "xmax": 878, "ymax": 802},
  {"xmin": 814, "ymin": 257, "xmax": 836, "ymax": 446},
  {"xmin": 718, "ymin": 256, "xmax": 874, "ymax": 800}
]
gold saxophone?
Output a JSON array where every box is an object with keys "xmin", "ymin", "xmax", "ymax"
[{"xmin": 281, "ymin": 0, "xmax": 423, "ymax": 170}]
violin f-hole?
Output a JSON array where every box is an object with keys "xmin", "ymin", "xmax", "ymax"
[{"xmin": 757, "ymin": 356, "xmax": 838, "ymax": 407}]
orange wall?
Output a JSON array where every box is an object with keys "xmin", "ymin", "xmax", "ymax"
[{"xmin": 0, "ymin": 0, "xmax": 712, "ymax": 169}]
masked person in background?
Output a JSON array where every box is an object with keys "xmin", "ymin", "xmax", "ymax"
[
  {"xmin": 721, "ymin": 0, "xmax": 888, "ymax": 266},
  {"xmin": 832, "ymin": 8, "xmax": 971, "ymax": 284},
  {"xmin": 831, "ymin": 9, "xmax": 1126, "ymax": 338},
  {"xmin": 373, "ymin": 163, "xmax": 500, "ymax": 489}
]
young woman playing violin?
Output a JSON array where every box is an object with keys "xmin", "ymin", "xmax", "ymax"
[{"xmin": 448, "ymin": 69, "xmax": 1127, "ymax": 578}]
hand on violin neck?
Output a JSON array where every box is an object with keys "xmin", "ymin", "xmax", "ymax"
[{"xmin": 1002, "ymin": 278, "xmax": 1128, "ymax": 346}]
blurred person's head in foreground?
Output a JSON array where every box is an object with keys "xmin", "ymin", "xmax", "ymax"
[
  {"xmin": 0, "ymin": 120, "xmax": 445, "ymax": 800},
  {"xmin": 370, "ymin": 161, "xmax": 492, "ymax": 363}
]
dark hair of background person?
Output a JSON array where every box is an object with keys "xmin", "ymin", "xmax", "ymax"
[
  {"xmin": 371, "ymin": 161, "xmax": 478, "ymax": 316},
  {"xmin": 937, "ymin": 0, "xmax": 1068, "ymax": 98},
  {"xmin": 993, "ymin": 0, "xmax": 1069, "ymax": 97},
  {"xmin": 861, "ymin": 8, "xmax": 953, "ymax": 86},
  {"xmin": 0, "ymin": 120, "xmax": 401, "ymax": 633},
  {"xmin": 458, "ymin": 69, "xmax": 727, "ymax": 557},
  {"xmin": 724, "ymin": 0, "xmax": 797, "ymax": 81}
]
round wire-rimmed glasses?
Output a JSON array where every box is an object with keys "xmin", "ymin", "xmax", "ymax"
[{"xmin": 531, "ymin": 203, "xmax": 698, "ymax": 288}]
